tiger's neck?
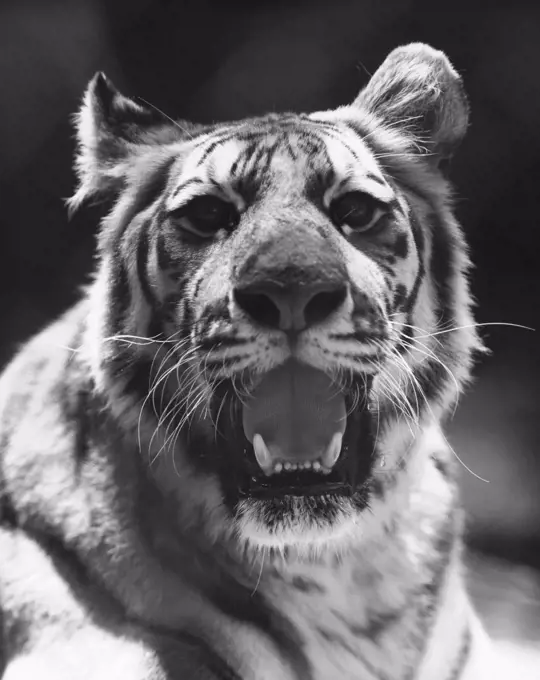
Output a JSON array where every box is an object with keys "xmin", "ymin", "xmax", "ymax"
[{"xmin": 226, "ymin": 423, "xmax": 465, "ymax": 678}]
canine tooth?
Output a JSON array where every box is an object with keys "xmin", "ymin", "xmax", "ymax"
[
  {"xmin": 274, "ymin": 462, "xmax": 283, "ymax": 474},
  {"xmin": 322, "ymin": 433, "xmax": 342, "ymax": 469},
  {"xmin": 313, "ymin": 461, "xmax": 321, "ymax": 471},
  {"xmin": 253, "ymin": 434, "xmax": 272, "ymax": 475}
]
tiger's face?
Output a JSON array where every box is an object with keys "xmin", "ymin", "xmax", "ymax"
[
  {"xmin": 164, "ymin": 119, "xmax": 405, "ymax": 546},
  {"xmin": 73, "ymin": 44, "xmax": 480, "ymax": 553}
]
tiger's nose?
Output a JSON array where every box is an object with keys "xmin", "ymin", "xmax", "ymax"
[{"xmin": 233, "ymin": 281, "xmax": 348, "ymax": 332}]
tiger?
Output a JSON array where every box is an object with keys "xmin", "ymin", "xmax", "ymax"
[{"xmin": 0, "ymin": 42, "xmax": 519, "ymax": 679}]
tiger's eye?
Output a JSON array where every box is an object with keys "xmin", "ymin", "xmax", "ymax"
[
  {"xmin": 331, "ymin": 191, "xmax": 381, "ymax": 231},
  {"xmin": 172, "ymin": 195, "xmax": 239, "ymax": 237}
]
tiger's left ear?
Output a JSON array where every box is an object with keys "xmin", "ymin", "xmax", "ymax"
[
  {"xmin": 353, "ymin": 43, "xmax": 469, "ymax": 164},
  {"xmin": 68, "ymin": 72, "xmax": 171, "ymax": 212}
]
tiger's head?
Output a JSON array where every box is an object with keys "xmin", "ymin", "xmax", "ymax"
[{"xmin": 72, "ymin": 44, "xmax": 481, "ymax": 555}]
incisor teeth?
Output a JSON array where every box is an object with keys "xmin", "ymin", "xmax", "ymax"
[
  {"xmin": 258, "ymin": 450, "xmax": 341, "ymax": 477},
  {"xmin": 252, "ymin": 435, "xmax": 342, "ymax": 478},
  {"xmin": 321, "ymin": 432, "xmax": 342, "ymax": 470},
  {"xmin": 268, "ymin": 458, "xmax": 329, "ymax": 475},
  {"xmin": 253, "ymin": 433, "xmax": 272, "ymax": 475}
]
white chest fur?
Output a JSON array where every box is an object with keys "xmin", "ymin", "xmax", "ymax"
[
  {"xmin": 248, "ymin": 430, "xmax": 474, "ymax": 680},
  {"xmin": 259, "ymin": 541, "xmax": 434, "ymax": 680}
]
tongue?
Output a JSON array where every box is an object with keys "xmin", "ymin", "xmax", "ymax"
[{"xmin": 242, "ymin": 361, "xmax": 346, "ymax": 462}]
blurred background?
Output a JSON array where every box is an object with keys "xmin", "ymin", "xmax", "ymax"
[{"xmin": 1, "ymin": 0, "xmax": 539, "ymax": 645}]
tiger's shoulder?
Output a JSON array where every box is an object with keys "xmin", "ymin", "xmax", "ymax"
[{"xmin": 0, "ymin": 302, "xmax": 89, "ymax": 458}]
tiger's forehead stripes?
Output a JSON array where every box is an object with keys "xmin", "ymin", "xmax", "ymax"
[
  {"xmin": 166, "ymin": 138, "xmax": 248, "ymax": 211},
  {"xmin": 166, "ymin": 118, "xmax": 396, "ymax": 213},
  {"xmin": 320, "ymin": 131, "xmax": 395, "ymax": 206}
]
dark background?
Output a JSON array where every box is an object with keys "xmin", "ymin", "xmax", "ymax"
[{"xmin": 1, "ymin": 0, "xmax": 539, "ymax": 623}]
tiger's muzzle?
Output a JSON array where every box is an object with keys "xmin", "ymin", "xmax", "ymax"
[{"xmin": 203, "ymin": 225, "xmax": 384, "ymax": 506}]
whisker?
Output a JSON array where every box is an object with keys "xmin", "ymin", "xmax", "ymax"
[
  {"xmin": 101, "ymin": 333, "xmax": 173, "ymax": 347},
  {"xmin": 138, "ymin": 97, "xmax": 194, "ymax": 139},
  {"xmin": 399, "ymin": 336, "xmax": 461, "ymax": 405},
  {"xmin": 414, "ymin": 321, "xmax": 535, "ymax": 339},
  {"xmin": 439, "ymin": 430, "xmax": 490, "ymax": 484},
  {"xmin": 385, "ymin": 341, "xmax": 489, "ymax": 482}
]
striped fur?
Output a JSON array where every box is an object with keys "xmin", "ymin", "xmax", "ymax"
[{"xmin": 0, "ymin": 44, "xmax": 510, "ymax": 679}]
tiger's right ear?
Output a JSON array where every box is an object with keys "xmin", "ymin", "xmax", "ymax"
[{"xmin": 68, "ymin": 72, "xmax": 169, "ymax": 213}]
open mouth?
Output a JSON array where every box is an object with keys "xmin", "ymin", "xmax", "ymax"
[{"xmin": 213, "ymin": 359, "xmax": 375, "ymax": 502}]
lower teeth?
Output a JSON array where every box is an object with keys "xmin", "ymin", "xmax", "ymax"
[
  {"xmin": 251, "ymin": 432, "xmax": 341, "ymax": 477},
  {"xmin": 268, "ymin": 459, "xmax": 330, "ymax": 476}
]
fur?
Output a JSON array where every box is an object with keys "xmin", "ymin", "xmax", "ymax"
[{"xmin": 0, "ymin": 44, "xmax": 517, "ymax": 679}]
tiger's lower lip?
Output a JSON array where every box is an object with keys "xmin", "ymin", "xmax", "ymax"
[{"xmin": 241, "ymin": 477, "xmax": 353, "ymax": 499}]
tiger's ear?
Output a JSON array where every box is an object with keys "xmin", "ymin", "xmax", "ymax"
[
  {"xmin": 354, "ymin": 43, "xmax": 469, "ymax": 164},
  {"xmin": 68, "ymin": 72, "xmax": 170, "ymax": 212}
]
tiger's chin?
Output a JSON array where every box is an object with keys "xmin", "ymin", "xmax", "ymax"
[
  {"xmin": 201, "ymin": 360, "xmax": 379, "ymax": 554},
  {"xmin": 233, "ymin": 494, "xmax": 364, "ymax": 556}
]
